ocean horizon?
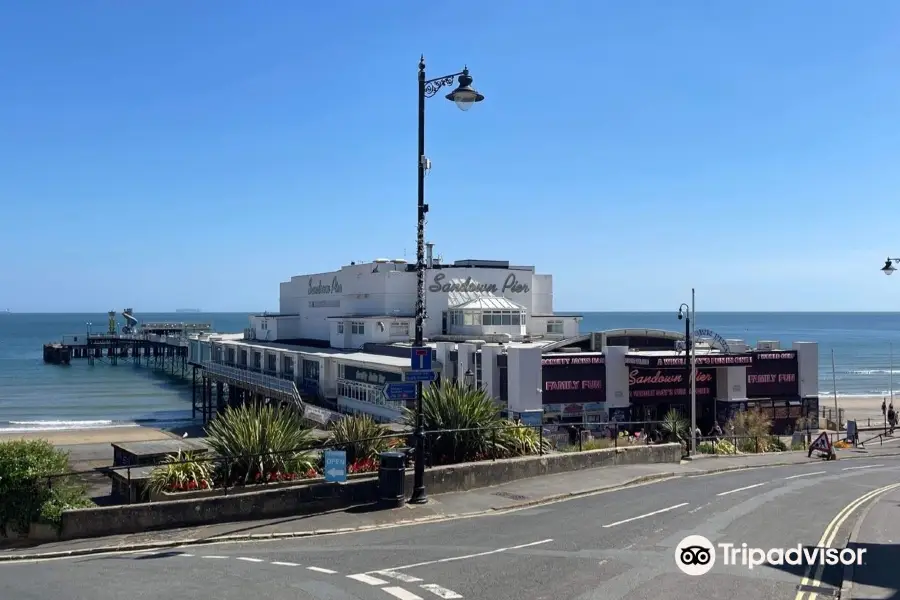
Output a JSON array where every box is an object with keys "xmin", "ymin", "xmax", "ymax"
[{"xmin": 2, "ymin": 311, "xmax": 900, "ymax": 433}]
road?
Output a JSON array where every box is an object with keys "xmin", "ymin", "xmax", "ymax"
[{"xmin": 3, "ymin": 456, "xmax": 898, "ymax": 600}]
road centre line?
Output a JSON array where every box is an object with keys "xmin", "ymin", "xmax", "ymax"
[
  {"xmin": 716, "ymin": 482, "xmax": 767, "ymax": 496},
  {"xmin": 271, "ymin": 561, "xmax": 300, "ymax": 566},
  {"xmin": 842, "ymin": 464, "xmax": 883, "ymax": 471},
  {"xmin": 784, "ymin": 471, "xmax": 827, "ymax": 480},
  {"xmin": 602, "ymin": 503, "xmax": 688, "ymax": 528},
  {"xmin": 373, "ymin": 539, "xmax": 553, "ymax": 572},
  {"xmin": 307, "ymin": 566, "xmax": 338, "ymax": 574},
  {"xmin": 236, "ymin": 557, "xmax": 264, "ymax": 563}
]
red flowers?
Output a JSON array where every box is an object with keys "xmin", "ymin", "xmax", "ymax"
[
  {"xmin": 167, "ymin": 478, "xmax": 210, "ymax": 492},
  {"xmin": 348, "ymin": 458, "xmax": 378, "ymax": 474}
]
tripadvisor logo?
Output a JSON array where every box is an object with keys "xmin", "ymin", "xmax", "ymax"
[{"xmin": 674, "ymin": 535, "xmax": 866, "ymax": 576}]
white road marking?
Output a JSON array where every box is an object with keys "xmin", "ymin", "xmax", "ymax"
[
  {"xmin": 420, "ymin": 583, "xmax": 463, "ymax": 598},
  {"xmin": 843, "ymin": 464, "xmax": 884, "ymax": 471},
  {"xmin": 716, "ymin": 482, "xmax": 767, "ymax": 497},
  {"xmin": 382, "ymin": 587, "xmax": 424, "ymax": 600},
  {"xmin": 201, "ymin": 555, "xmax": 228, "ymax": 559},
  {"xmin": 378, "ymin": 570, "xmax": 423, "ymax": 583},
  {"xmin": 271, "ymin": 561, "xmax": 300, "ymax": 567},
  {"xmin": 236, "ymin": 557, "xmax": 264, "ymax": 563},
  {"xmin": 307, "ymin": 566, "xmax": 338, "ymax": 574},
  {"xmin": 375, "ymin": 539, "xmax": 553, "ymax": 572},
  {"xmin": 348, "ymin": 573, "xmax": 390, "ymax": 586},
  {"xmin": 598, "ymin": 559, "xmax": 608, "ymax": 566},
  {"xmin": 784, "ymin": 471, "xmax": 827, "ymax": 480},
  {"xmin": 178, "ymin": 553, "xmax": 194, "ymax": 557},
  {"xmin": 602, "ymin": 503, "xmax": 688, "ymax": 528},
  {"xmin": 689, "ymin": 503, "xmax": 711, "ymax": 514}
]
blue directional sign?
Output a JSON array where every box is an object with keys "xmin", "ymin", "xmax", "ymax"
[
  {"xmin": 323, "ymin": 450, "xmax": 347, "ymax": 483},
  {"xmin": 410, "ymin": 346, "xmax": 432, "ymax": 371},
  {"xmin": 383, "ymin": 381, "xmax": 417, "ymax": 401},
  {"xmin": 405, "ymin": 369, "xmax": 436, "ymax": 382}
]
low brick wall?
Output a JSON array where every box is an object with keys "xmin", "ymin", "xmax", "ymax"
[{"xmin": 47, "ymin": 443, "xmax": 680, "ymax": 542}]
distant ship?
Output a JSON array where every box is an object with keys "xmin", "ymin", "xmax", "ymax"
[{"xmin": 175, "ymin": 308, "xmax": 201, "ymax": 313}]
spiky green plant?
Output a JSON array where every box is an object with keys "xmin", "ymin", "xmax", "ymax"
[
  {"xmin": 205, "ymin": 402, "xmax": 316, "ymax": 484},
  {"xmin": 661, "ymin": 408, "xmax": 690, "ymax": 445},
  {"xmin": 148, "ymin": 449, "xmax": 215, "ymax": 494},
  {"xmin": 327, "ymin": 415, "xmax": 392, "ymax": 464},
  {"xmin": 403, "ymin": 380, "xmax": 508, "ymax": 465},
  {"xmin": 497, "ymin": 422, "xmax": 551, "ymax": 457}
]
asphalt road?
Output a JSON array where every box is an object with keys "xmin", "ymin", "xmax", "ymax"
[{"xmin": 3, "ymin": 457, "xmax": 898, "ymax": 600}]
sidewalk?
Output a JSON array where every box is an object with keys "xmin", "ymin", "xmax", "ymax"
[
  {"xmin": 844, "ymin": 485, "xmax": 900, "ymax": 599},
  {"xmin": 2, "ymin": 445, "xmax": 898, "ymax": 561}
]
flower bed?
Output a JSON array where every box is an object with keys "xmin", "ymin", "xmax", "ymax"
[{"xmin": 149, "ymin": 462, "xmax": 381, "ymax": 502}]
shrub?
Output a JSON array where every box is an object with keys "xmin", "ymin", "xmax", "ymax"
[
  {"xmin": 403, "ymin": 380, "xmax": 506, "ymax": 465},
  {"xmin": 327, "ymin": 415, "xmax": 392, "ymax": 464},
  {"xmin": 148, "ymin": 450, "xmax": 215, "ymax": 494},
  {"xmin": 0, "ymin": 440, "xmax": 92, "ymax": 535},
  {"xmin": 727, "ymin": 409, "xmax": 773, "ymax": 453},
  {"xmin": 767, "ymin": 436, "xmax": 788, "ymax": 452},
  {"xmin": 205, "ymin": 403, "xmax": 318, "ymax": 485},
  {"xmin": 661, "ymin": 409, "xmax": 690, "ymax": 445},
  {"xmin": 496, "ymin": 423, "xmax": 551, "ymax": 457}
]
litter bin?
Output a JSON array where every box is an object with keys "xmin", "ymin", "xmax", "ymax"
[{"xmin": 378, "ymin": 451, "xmax": 407, "ymax": 508}]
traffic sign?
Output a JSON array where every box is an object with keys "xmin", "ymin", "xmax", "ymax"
[
  {"xmin": 405, "ymin": 370, "xmax": 436, "ymax": 382},
  {"xmin": 410, "ymin": 346, "xmax": 432, "ymax": 371},
  {"xmin": 323, "ymin": 450, "xmax": 347, "ymax": 483},
  {"xmin": 383, "ymin": 381, "xmax": 417, "ymax": 401}
]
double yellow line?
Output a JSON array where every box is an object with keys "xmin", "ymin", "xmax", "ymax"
[{"xmin": 795, "ymin": 481, "xmax": 900, "ymax": 599}]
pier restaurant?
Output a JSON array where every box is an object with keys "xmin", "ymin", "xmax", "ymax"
[{"xmin": 185, "ymin": 248, "xmax": 819, "ymax": 431}]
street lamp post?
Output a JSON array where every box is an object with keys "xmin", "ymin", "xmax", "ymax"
[
  {"xmin": 881, "ymin": 258, "xmax": 899, "ymax": 275},
  {"xmin": 677, "ymin": 289, "xmax": 697, "ymax": 456},
  {"xmin": 410, "ymin": 56, "xmax": 484, "ymax": 505},
  {"xmin": 463, "ymin": 369, "xmax": 475, "ymax": 388}
]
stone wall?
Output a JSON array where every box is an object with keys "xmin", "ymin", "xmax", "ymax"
[{"xmin": 49, "ymin": 443, "xmax": 680, "ymax": 542}]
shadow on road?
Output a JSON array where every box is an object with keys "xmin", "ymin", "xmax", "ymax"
[{"xmin": 764, "ymin": 542, "xmax": 899, "ymax": 599}]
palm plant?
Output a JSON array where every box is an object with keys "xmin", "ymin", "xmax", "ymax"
[
  {"xmin": 205, "ymin": 402, "xmax": 317, "ymax": 485},
  {"xmin": 660, "ymin": 409, "xmax": 690, "ymax": 445},
  {"xmin": 403, "ymin": 380, "xmax": 508, "ymax": 465},
  {"xmin": 327, "ymin": 415, "xmax": 393, "ymax": 464},
  {"xmin": 497, "ymin": 423, "xmax": 551, "ymax": 457},
  {"xmin": 148, "ymin": 449, "xmax": 215, "ymax": 494}
]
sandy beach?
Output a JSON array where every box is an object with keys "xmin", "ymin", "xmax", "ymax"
[
  {"xmin": 827, "ymin": 394, "xmax": 896, "ymax": 427},
  {"xmin": 0, "ymin": 425, "xmax": 194, "ymax": 446}
]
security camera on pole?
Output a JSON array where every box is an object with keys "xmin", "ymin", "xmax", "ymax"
[{"xmin": 677, "ymin": 289, "xmax": 697, "ymax": 457}]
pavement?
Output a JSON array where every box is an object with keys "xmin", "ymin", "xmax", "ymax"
[{"xmin": 2, "ymin": 444, "xmax": 900, "ymax": 599}]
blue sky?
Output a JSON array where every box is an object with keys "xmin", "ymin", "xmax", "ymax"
[{"xmin": 2, "ymin": 1, "xmax": 900, "ymax": 312}]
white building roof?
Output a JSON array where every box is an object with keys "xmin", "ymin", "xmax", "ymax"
[{"xmin": 446, "ymin": 278, "xmax": 526, "ymax": 310}]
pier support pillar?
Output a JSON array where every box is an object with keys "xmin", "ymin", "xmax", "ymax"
[{"xmin": 216, "ymin": 382, "xmax": 224, "ymax": 414}]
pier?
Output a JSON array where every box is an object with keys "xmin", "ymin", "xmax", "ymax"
[{"xmin": 42, "ymin": 320, "xmax": 315, "ymax": 428}]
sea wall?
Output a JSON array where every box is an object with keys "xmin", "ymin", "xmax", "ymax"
[{"xmin": 39, "ymin": 443, "xmax": 681, "ymax": 542}]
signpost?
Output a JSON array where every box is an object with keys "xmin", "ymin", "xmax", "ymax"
[
  {"xmin": 808, "ymin": 431, "xmax": 836, "ymax": 460},
  {"xmin": 410, "ymin": 346, "xmax": 432, "ymax": 371},
  {"xmin": 407, "ymin": 346, "xmax": 436, "ymax": 382},
  {"xmin": 324, "ymin": 450, "xmax": 347, "ymax": 483},
  {"xmin": 383, "ymin": 381, "xmax": 418, "ymax": 401}
]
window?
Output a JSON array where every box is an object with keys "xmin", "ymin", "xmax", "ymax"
[
  {"xmin": 501, "ymin": 312, "xmax": 511, "ymax": 325},
  {"xmin": 253, "ymin": 352, "xmax": 262, "ymax": 369},
  {"xmin": 547, "ymin": 320, "xmax": 565, "ymax": 334},
  {"xmin": 351, "ymin": 321, "xmax": 365, "ymax": 335},
  {"xmin": 267, "ymin": 353, "xmax": 277, "ymax": 372},
  {"xmin": 240, "ymin": 350, "xmax": 248, "ymax": 366},
  {"xmin": 390, "ymin": 321, "xmax": 409, "ymax": 337},
  {"xmin": 482, "ymin": 312, "xmax": 491, "ymax": 326},
  {"xmin": 464, "ymin": 312, "xmax": 477, "ymax": 326},
  {"xmin": 511, "ymin": 312, "xmax": 521, "ymax": 326},
  {"xmin": 337, "ymin": 322, "xmax": 344, "ymax": 334}
]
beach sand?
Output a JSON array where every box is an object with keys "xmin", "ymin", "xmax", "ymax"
[
  {"xmin": 832, "ymin": 394, "xmax": 895, "ymax": 427},
  {"xmin": 0, "ymin": 426, "xmax": 187, "ymax": 446}
]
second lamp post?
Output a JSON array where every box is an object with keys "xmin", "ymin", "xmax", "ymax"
[{"xmin": 410, "ymin": 57, "xmax": 484, "ymax": 505}]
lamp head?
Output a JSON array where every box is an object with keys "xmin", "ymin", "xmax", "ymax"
[
  {"xmin": 882, "ymin": 259, "xmax": 896, "ymax": 276},
  {"xmin": 677, "ymin": 308, "xmax": 684, "ymax": 321},
  {"xmin": 446, "ymin": 68, "xmax": 485, "ymax": 111}
]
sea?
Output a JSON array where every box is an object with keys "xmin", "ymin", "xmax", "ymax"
[{"xmin": 1, "ymin": 311, "xmax": 899, "ymax": 433}]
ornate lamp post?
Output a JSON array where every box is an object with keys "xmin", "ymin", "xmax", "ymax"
[
  {"xmin": 677, "ymin": 288, "xmax": 697, "ymax": 456},
  {"xmin": 410, "ymin": 57, "xmax": 484, "ymax": 505}
]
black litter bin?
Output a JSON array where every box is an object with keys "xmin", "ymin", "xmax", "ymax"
[{"xmin": 378, "ymin": 451, "xmax": 407, "ymax": 508}]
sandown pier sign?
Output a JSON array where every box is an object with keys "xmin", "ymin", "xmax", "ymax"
[
  {"xmin": 308, "ymin": 276, "xmax": 343, "ymax": 295},
  {"xmin": 429, "ymin": 272, "xmax": 530, "ymax": 294}
]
